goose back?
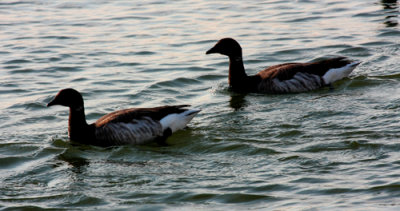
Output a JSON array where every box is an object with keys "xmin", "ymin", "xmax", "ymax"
[
  {"xmin": 92, "ymin": 105, "xmax": 191, "ymax": 146},
  {"xmin": 256, "ymin": 57, "xmax": 354, "ymax": 93}
]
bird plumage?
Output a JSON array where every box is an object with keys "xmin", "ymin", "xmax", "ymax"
[
  {"xmin": 206, "ymin": 38, "xmax": 360, "ymax": 93},
  {"xmin": 47, "ymin": 89, "xmax": 200, "ymax": 147}
]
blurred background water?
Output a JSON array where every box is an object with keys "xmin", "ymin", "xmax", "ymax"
[{"xmin": 0, "ymin": 0, "xmax": 400, "ymax": 210}]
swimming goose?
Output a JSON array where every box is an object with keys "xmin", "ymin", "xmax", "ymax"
[
  {"xmin": 206, "ymin": 38, "xmax": 360, "ymax": 93},
  {"xmin": 47, "ymin": 88, "xmax": 200, "ymax": 147}
]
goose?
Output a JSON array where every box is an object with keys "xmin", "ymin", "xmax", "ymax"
[
  {"xmin": 206, "ymin": 38, "xmax": 360, "ymax": 93},
  {"xmin": 47, "ymin": 88, "xmax": 200, "ymax": 147}
]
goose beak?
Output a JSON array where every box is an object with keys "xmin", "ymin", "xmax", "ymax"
[
  {"xmin": 47, "ymin": 98, "xmax": 57, "ymax": 107},
  {"xmin": 206, "ymin": 46, "xmax": 218, "ymax": 54}
]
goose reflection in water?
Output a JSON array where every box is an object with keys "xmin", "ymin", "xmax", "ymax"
[
  {"xmin": 381, "ymin": 0, "xmax": 398, "ymax": 27},
  {"xmin": 229, "ymin": 93, "xmax": 248, "ymax": 111}
]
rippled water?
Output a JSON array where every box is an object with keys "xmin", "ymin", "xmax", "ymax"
[{"xmin": 1, "ymin": 0, "xmax": 400, "ymax": 210}]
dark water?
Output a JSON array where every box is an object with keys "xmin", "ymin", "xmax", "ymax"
[{"xmin": 1, "ymin": 0, "xmax": 400, "ymax": 210}]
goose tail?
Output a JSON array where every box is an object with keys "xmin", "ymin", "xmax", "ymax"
[
  {"xmin": 160, "ymin": 108, "xmax": 201, "ymax": 133},
  {"xmin": 322, "ymin": 60, "xmax": 361, "ymax": 84}
]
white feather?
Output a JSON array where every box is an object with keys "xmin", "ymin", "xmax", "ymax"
[
  {"xmin": 160, "ymin": 109, "xmax": 201, "ymax": 133},
  {"xmin": 322, "ymin": 61, "xmax": 360, "ymax": 84}
]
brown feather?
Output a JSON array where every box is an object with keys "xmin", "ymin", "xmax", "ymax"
[
  {"xmin": 94, "ymin": 105, "xmax": 190, "ymax": 127},
  {"xmin": 257, "ymin": 57, "xmax": 350, "ymax": 81}
]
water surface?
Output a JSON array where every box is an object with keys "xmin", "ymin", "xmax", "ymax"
[{"xmin": 1, "ymin": 0, "xmax": 400, "ymax": 210}]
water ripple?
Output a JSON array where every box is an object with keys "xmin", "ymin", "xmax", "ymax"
[{"xmin": 1, "ymin": 0, "xmax": 400, "ymax": 210}]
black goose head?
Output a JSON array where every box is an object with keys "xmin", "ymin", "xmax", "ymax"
[
  {"xmin": 206, "ymin": 38, "xmax": 242, "ymax": 58},
  {"xmin": 47, "ymin": 88, "xmax": 84, "ymax": 110}
]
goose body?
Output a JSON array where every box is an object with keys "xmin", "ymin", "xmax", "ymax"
[
  {"xmin": 206, "ymin": 38, "xmax": 360, "ymax": 93},
  {"xmin": 47, "ymin": 88, "xmax": 200, "ymax": 147}
]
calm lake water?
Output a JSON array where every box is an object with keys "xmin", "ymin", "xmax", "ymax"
[{"xmin": 1, "ymin": 0, "xmax": 400, "ymax": 210}]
